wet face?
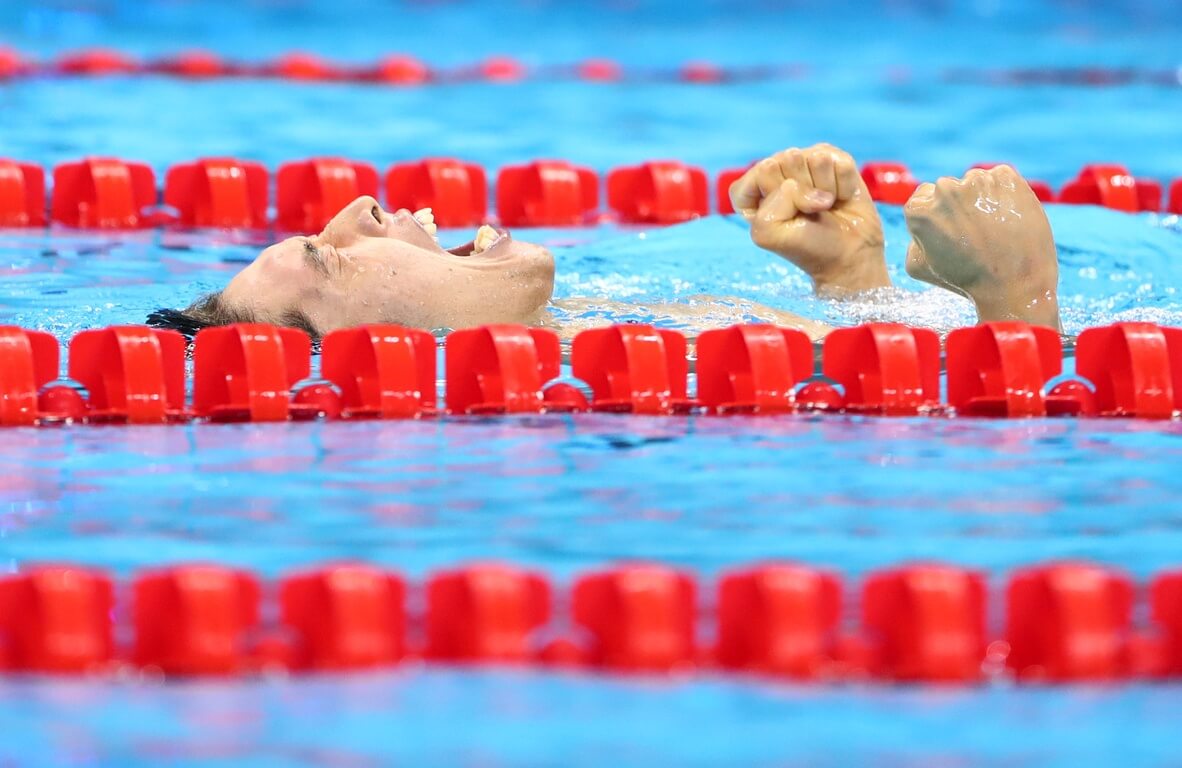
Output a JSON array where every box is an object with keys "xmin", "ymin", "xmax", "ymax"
[{"xmin": 221, "ymin": 196, "xmax": 556, "ymax": 334}]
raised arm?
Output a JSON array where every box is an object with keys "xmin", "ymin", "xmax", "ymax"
[
  {"xmin": 903, "ymin": 164, "xmax": 1062, "ymax": 331},
  {"xmin": 729, "ymin": 143, "xmax": 892, "ymax": 296}
]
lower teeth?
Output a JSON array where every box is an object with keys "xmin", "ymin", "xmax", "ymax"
[{"xmin": 473, "ymin": 225, "xmax": 499, "ymax": 254}]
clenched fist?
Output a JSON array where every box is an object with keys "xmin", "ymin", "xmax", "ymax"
[
  {"xmin": 904, "ymin": 165, "xmax": 1061, "ymax": 330},
  {"xmin": 730, "ymin": 144, "xmax": 890, "ymax": 295}
]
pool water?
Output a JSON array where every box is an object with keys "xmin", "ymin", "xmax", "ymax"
[
  {"xmin": 2, "ymin": 0, "xmax": 1182, "ymax": 766},
  {"xmin": 3, "ymin": 673, "xmax": 1179, "ymax": 767}
]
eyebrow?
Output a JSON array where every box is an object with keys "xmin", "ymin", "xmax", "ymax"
[{"xmin": 302, "ymin": 239, "xmax": 330, "ymax": 277}]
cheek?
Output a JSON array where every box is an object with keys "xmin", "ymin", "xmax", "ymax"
[
  {"xmin": 333, "ymin": 267, "xmax": 393, "ymax": 315},
  {"xmin": 338, "ymin": 255, "xmax": 444, "ymax": 319}
]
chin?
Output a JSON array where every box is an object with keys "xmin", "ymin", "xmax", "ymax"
[
  {"xmin": 502, "ymin": 245, "xmax": 556, "ymax": 319},
  {"xmin": 510, "ymin": 241, "xmax": 556, "ymax": 278}
]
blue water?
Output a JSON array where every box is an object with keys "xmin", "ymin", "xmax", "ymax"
[
  {"xmin": 3, "ymin": 1, "xmax": 1182, "ymax": 766},
  {"xmin": 6, "ymin": 414, "xmax": 1182, "ymax": 580},
  {"xmin": 2, "ymin": 673, "xmax": 1179, "ymax": 767}
]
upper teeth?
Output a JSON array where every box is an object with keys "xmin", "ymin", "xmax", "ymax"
[
  {"xmin": 413, "ymin": 208, "xmax": 438, "ymax": 239},
  {"xmin": 473, "ymin": 225, "xmax": 499, "ymax": 254}
]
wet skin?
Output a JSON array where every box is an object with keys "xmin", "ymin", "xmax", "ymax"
[
  {"xmin": 730, "ymin": 143, "xmax": 1062, "ymax": 331},
  {"xmin": 221, "ymin": 196, "xmax": 555, "ymax": 333},
  {"xmin": 217, "ymin": 145, "xmax": 1061, "ymax": 340},
  {"xmin": 904, "ymin": 164, "xmax": 1061, "ymax": 330}
]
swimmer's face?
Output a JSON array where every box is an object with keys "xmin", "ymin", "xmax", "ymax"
[{"xmin": 221, "ymin": 196, "xmax": 556, "ymax": 334}]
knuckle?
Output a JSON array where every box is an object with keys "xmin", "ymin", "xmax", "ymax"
[
  {"xmin": 934, "ymin": 176, "xmax": 959, "ymax": 194},
  {"xmin": 903, "ymin": 190, "xmax": 931, "ymax": 215},
  {"xmin": 904, "ymin": 208, "xmax": 930, "ymax": 230}
]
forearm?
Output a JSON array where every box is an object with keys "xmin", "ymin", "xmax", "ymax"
[
  {"xmin": 809, "ymin": 241, "xmax": 893, "ymax": 297},
  {"xmin": 547, "ymin": 297, "xmax": 833, "ymax": 341},
  {"xmin": 733, "ymin": 301, "xmax": 833, "ymax": 340}
]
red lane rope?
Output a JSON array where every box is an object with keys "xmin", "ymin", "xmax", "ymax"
[
  {"xmin": 3, "ymin": 320, "xmax": 1181, "ymax": 425},
  {"xmin": 0, "ymin": 156, "xmax": 1179, "ymax": 230},
  {"xmin": 1, "ymin": 561, "xmax": 1179, "ymax": 682},
  {"xmin": 0, "ymin": 48, "xmax": 805, "ymax": 85},
  {"xmin": 2, "ymin": 48, "xmax": 1178, "ymax": 87}
]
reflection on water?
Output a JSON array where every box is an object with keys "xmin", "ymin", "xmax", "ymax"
[
  {"xmin": 0, "ymin": 670, "xmax": 1178, "ymax": 767},
  {"xmin": 2, "ymin": 415, "xmax": 1181, "ymax": 580}
]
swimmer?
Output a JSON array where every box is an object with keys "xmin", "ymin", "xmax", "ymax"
[{"xmin": 149, "ymin": 144, "xmax": 1061, "ymax": 340}]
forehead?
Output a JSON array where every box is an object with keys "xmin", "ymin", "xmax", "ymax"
[
  {"xmin": 246, "ymin": 238, "xmax": 332, "ymax": 284},
  {"xmin": 224, "ymin": 238, "xmax": 319, "ymax": 303},
  {"xmin": 259, "ymin": 237, "xmax": 313, "ymax": 269}
]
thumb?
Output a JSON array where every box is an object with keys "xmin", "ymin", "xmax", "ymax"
[
  {"xmin": 758, "ymin": 178, "xmax": 837, "ymax": 225},
  {"xmin": 795, "ymin": 184, "xmax": 837, "ymax": 215},
  {"xmin": 756, "ymin": 178, "xmax": 802, "ymax": 224},
  {"xmin": 905, "ymin": 240, "xmax": 933, "ymax": 282},
  {"xmin": 906, "ymin": 240, "xmax": 964, "ymax": 296}
]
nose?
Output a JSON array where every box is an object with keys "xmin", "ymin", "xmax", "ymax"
[
  {"xmin": 323, "ymin": 195, "xmax": 373, "ymax": 225},
  {"xmin": 348, "ymin": 195, "xmax": 382, "ymax": 222},
  {"xmin": 320, "ymin": 195, "xmax": 383, "ymax": 241}
]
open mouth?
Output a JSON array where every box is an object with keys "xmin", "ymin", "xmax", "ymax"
[
  {"xmin": 386, "ymin": 206, "xmax": 511, "ymax": 260},
  {"xmin": 445, "ymin": 226, "xmax": 507, "ymax": 257},
  {"xmin": 404, "ymin": 208, "xmax": 507, "ymax": 258}
]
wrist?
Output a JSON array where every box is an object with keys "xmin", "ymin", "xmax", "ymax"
[
  {"xmin": 811, "ymin": 241, "xmax": 891, "ymax": 297},
  {"xmin": 971, "ymin": 283, "xmax": 1061, "ymax": 331}
]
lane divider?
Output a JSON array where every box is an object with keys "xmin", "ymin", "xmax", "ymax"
[
  {"xmin": 1, "ymin": 156, "xmax": 1179, "ymax": 231},
  {"xmin": 1, "ymin": 561, "xmax": 1180, "ymax": 681},
  {"xmin": 2, "ymin": 48, "xmax": 1178, "ymax": 88},
  {"xmin": 1059, "ymin": 164, "xmax": 1163, "ymax": 213},
  {"xmin": 274, "ymin": 158, "xmax": 381, "ymax": 232},
  {"xmin": 388, "ymin": 158, "xmax": 488, "ymax": 227},
  {"xmin": 2, "ymin": 320, "xmax": 1181, "ymax": 426},
  {"xmin": 0, "ymin": 48, "xmax": 807, "ymax": 85}
]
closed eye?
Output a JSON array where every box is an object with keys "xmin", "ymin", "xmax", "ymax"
[{"xmin": 302, "ymin": 239, "xmax": 330, "ymax": 277}]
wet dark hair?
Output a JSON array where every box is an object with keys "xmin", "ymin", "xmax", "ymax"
[{"xmin": 146, "ymin": 292, "xmax": 320, "ymax": 341}]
